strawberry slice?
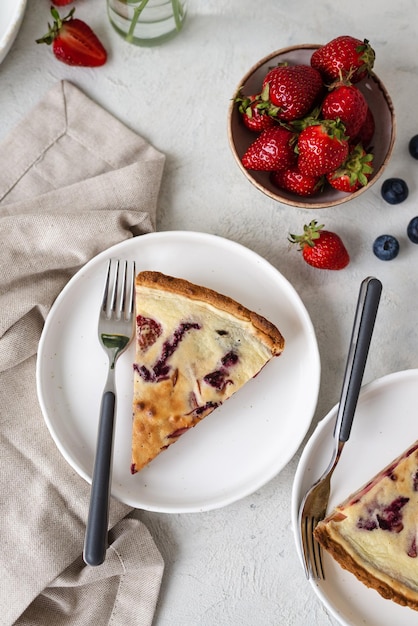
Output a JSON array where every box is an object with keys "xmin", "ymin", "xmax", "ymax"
[{"xmin": 36, "ymin": 8, "xmax": 107, "ymax": 67}]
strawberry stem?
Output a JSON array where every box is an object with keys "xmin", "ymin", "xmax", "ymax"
[
  {"xmin": 36, "ymin": 7, "xmax": 75, "ymax": 45},
  {"xmin": 288, "ymin": 220, "xmax": 324, "ymax": 250},
  {"xmin": 329, "ymin": 144, "xmax": 374, "ymax": 187}
]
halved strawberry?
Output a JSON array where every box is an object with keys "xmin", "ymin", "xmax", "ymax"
[
  {"xmin": 271, "ymin": 166, "xmax": 324, "ymax": 197},
  {"xmin": 311, "ymin": 36, "xmax": 375, "ymax": 84},
  {"xmin": 241, "ymin": 127, "xmax": 297, "ymax": 171},
  {"xmin": 36, "ymin": 8, "xmax": 107, "ymax": 67},
  {"xmin": 326, "ymin": 144, "xmax": 374, "ymax": 192},
  {"xmin": 321, "ymin": 83, "xmax": 368, "ymax": 138},
  {"xmin": 262, "ymin": 64, "xmax": 323, "ymax": 122},
  {"xmin": 297, "ymin": 120, "xmax": 349, "ymax": 177}
]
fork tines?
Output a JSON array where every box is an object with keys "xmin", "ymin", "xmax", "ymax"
[
  {"xmin": 101, "ymin": 259, "xmax": 135, "ymax": 321},
  {"xmin": 303, "ymin": 516, "xmax": 324, "ymax": 579}
]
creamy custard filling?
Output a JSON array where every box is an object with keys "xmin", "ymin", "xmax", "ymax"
[
  {"xmin": 131, "ymin": 272, "xmax": 284, "ymax": 474},
  {"xmin": 315, "ymin": 444, "xmax": 418, "ymax": 608}
]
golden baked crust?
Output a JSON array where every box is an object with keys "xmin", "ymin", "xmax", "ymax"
[
  {"xmin": 314, "ymin": 441, "xmax": 418, "ymax": 611},
  {"xmin": 136, "ymin": 271, "xmax": 285, "ymax": 355},
  {"xmin": 131, "ymin": 271, "xmax": 285, "ymax": 473}
]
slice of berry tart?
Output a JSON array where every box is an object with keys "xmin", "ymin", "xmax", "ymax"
[
  {"xmin": 314, "ymin": 441, "xmax": 418, "ymax": 610},
  {"xmin": 131, "ymin": 271, "xmax": 285, "ymax": 474}
]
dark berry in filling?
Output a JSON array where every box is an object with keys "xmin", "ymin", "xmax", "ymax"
[
  {"xmin": 408, "ymin": 536, "xmax": 417, "ymax": 558},
  {"xmin": 203, "ymin": 369, "xmax": 232, "ymax": 391},
  {"xmin": 136, "ymin": 315, "xmax": 162, "ymax": 351},
  {"xmin": 221, "ymin": 351, "xmax": 238, "ymax": 367},
  {"xmin": 136, "ymin": 322, "xmax": 201, "ymax": 382},
  {"xmin": 357, "ymin": 496, "xmax": 409, "ymax": 533},
  {"xmin": 203, "ymin": 350, "xmax": 239, "ymax": 392}
]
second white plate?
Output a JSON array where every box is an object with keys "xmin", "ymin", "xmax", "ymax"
[
  {"xmin": 292, "ymin": 369, "xmax": 418, "ymax": 626},
  {"xmin": 37, "ymin": 231, "xmax": 320, "ymax": 513}
]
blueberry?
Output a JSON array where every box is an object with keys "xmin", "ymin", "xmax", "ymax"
[
  {"xmin": 409, "ymin": 135, "xmax": 418, "ymax": 160},
  {"xmin": 381, "ymin": 178, "xmax": 409, "ymax": 204},
  {"xmin": 407, "ymin": 216, "xmax": 418, "ymax": 243},
  {"xmin": 373, "ymin": 234, "xmax": 400, "ymax": 261}
]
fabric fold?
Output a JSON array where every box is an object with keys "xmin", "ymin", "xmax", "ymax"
[
  {"xmin": 0, "ymin": 80, "xmax": 165, "ymax": 625},
  {"xmin": 15, "ymin": 515, "xmax": 164, "ymax": 626}
]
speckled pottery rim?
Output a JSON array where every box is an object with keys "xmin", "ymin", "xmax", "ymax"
[{"xmin": 228, "ymin": 44, "xmax": 396, "ymax": 209}]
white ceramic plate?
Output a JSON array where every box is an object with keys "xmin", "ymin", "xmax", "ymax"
[
  {"xmin": 292, "ymin": 369, "xmax": 418, "ymax": 626},
  {"xmin": 0, "ymin": 0, "xmax": 26, "ymax": 65},
  {"xmin": 37, "ymin": 231, "xmax": 320, "ymax": 513}
]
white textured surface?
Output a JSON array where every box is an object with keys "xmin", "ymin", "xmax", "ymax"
[{"xmin": 1, "ymin": 1, "xmax": 418, "ymax": 624}]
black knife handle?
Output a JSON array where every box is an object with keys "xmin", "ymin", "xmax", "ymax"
[{"xmin": 334, "ymin": 276, "xmax": 382, "ymax": 443}]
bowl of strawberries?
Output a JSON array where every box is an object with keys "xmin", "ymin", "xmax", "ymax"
[{"xmin": 228, "ymin": 37, "xmax": 396, "ymax": 209}]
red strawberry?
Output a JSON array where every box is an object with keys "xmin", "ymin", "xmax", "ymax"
[
  {"xmin": 36, "ymin": 8, "xmax": 107, "ymax": 67},
  {"xmin": 351, "ymin": 106, "xmax": 375, "ymax": 149},
  {"xmin": 311, "ymin": 36, "xmax": 375, "ymax": 84},
  {"xmin": 242, "ymin": 127, "xmax": 297, "ymax": 171},
  {"xmin": 52, "ymin": 0, "xmax": 74, "ymax": 5},
  {"xmin": 321, "ymin": 83, "xmax": 368, "ymax": 138},
  {"xmin": 297, "ymin": 121, "xmax": 349, "ymax": 177},
  {"xmin": 271, "ymin": 166, "xmax": 323, "ymax": 197},
  {"xmin": 326, "ymin": 144, "xmax": 374, "ymax": 192},
  {"xmin": 235, "ymin": 93, "xmax": 275, "ymax": 132},
  {"xmin": 262, "ymin": 64, "xmax": 323, "ymax": 122},
  {"xmin": 288, "ymin": 220, "xmax": 350, "ymax": 270}
]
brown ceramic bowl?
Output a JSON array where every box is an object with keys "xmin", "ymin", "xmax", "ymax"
[{"xmin": 228, "ymin": 44, "xmax": 396, "ymax": 209}]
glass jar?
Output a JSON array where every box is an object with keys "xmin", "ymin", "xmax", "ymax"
[{"xmin": 107, "ymin": 0, "xmax": 188, "ymax": 47}]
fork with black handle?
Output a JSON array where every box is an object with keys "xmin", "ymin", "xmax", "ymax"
[
  {"xmin": 83, "ymin": 258, "xmax": 136, "ymax": 567},
  {"xmin": 298, "ymin": 276, "xmax": 382, "ymax": 579}
]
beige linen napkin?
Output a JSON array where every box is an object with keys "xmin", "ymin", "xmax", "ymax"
[{"xmin": 0, "ymin": 81, "xmax": 165, "ymax": 626}]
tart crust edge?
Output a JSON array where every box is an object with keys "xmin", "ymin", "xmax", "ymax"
[
  {"xmin": 136, "ymin": 270, "xmax": 285, "ymax": 355},
  {"xmin": 314, "ymin": 521, "xmax": 418, "ymax": 611}
]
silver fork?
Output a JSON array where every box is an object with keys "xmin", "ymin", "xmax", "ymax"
[
  {"xmin": 83, "ymin": 258, "xmax": 136, "ymax": 567},
  {"xmin": 298, "ymin": 276, "xmax": 382, "ymax": 580}
]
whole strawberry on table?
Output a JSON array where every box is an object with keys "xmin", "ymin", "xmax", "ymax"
[
  {"xmin": 236, "ymin": 36, "xmax": 376, "ymax": 199},
  {"xmin": 289, "ymin": 220, "xmax": 350, "ymax": 270}
]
